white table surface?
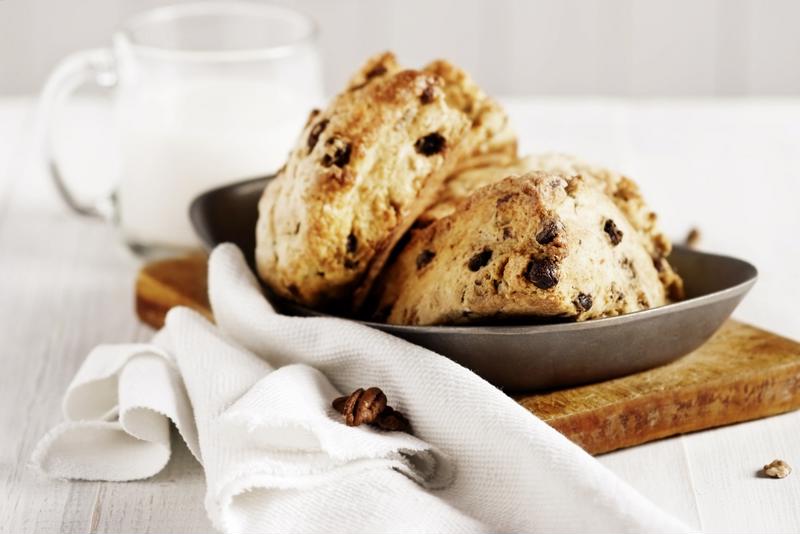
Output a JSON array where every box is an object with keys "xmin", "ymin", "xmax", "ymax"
[{"xmin": 0, "ymin": 96, "xmax": 798, "ymax": 533}]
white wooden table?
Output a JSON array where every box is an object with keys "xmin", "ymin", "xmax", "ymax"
[{"xmin": 0, "ymin": 97, "xmax": 798, "ymax": 533}]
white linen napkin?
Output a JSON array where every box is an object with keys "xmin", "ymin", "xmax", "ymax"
[{"xmin": 33, "ymin": 243, "xmax": 691, "ymax": 533}]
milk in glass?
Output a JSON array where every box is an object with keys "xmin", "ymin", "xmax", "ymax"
[{"xmin": 116, "ymin": 79, "xmax": 308, "ymax": 248}]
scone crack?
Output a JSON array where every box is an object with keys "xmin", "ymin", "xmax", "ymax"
[{"xmin": 256, "ymin": 51, "xmax": 514, "ymax": 310}]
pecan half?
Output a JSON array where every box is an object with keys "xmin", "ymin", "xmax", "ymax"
[{"xmin": 332, "ymin": 387, "xmax": 411, "ymax": 432}]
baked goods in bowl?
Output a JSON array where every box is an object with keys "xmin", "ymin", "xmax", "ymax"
[
  {"xmin": 373, "ymin": 173, "xmax": 673, "ymax": 325},
  {"xmin": 255, "ymin": 52, "xmax": 515, "ymax": 311},
  {"xmin": 191, "ymin": 55, "xmax": 756, "ymax": 389},
  {"xmin": 191, "ymin": 174, "xmax": 758, "ymax": 390},
  {"xmin": 254, "ymin": 51, "xmax": 684, "ymax": 328}
]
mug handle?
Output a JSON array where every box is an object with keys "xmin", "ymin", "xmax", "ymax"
[{"xmin": 38, "ymin": 48, "xmax": 118, "ymax": 218}]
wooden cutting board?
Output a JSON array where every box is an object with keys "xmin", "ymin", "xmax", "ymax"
[{"xmin": 135, "ymin": 255, "xmax": 800, "ymax": 455}]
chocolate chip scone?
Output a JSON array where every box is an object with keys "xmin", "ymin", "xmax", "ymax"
[
  {"xmin": 374, "ymin": 172, "xmax": 671, "ymax": 325},
  {"xmin": 255, "ymin": 52, "xmax": 516, "ymax": 310},
  {"xmin": 418, "ymin": 153, "xmax": 684, "ymax": 299}
]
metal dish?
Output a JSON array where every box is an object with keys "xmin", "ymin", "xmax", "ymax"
[{"xmin": 190, "ymin": 176, "xmax": 758, "ymax": 391}]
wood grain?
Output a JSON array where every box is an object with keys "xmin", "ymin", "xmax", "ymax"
[
  {"xmin": 134, "ymin": 255, "xmax": 800, "ymax": 455},
  {"xmin": 136, "ymin": 254, "xmax": 212, "ymax": 327},
  {"xmin": 519, "ymin": 321, "xmax": 800, "ymax": 453}
]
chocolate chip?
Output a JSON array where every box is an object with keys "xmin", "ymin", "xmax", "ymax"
[
  {"xmin": 416, "ymin": 249, "xmax": 436, "ymax": 269},
  {"xmin": 420, "ymin": 85, "xmax": 436, "ymax": 104},
  {"xmin": 468, "ymin": 249, "xmax": 492, "ymax": 271},
  {"xmin": 604, "ymin": 219, "xmax": 623, "ymax": 246},
  {"xmin": 412, "ymin": 218, "xmax": 434, "ymax": 230},
  {"xmin": 321, "ymin": 138, "xmax": 351, "ymax": 168},
  {"xmin": 307, "ymin": 118, "xmax": 329, "ymax": 152},
  {"xmin": 524, "ymin": 257, "xmax": 559, "ymax": 289},
  {"xmin": 414, "ymin": 133, "xmax": 446, "ymax": 156},
  {"xmin": 346, "ymin": 232, "xmax": 358, "ymax": 253},
  {"xmin": 536, "ymin": 220, "xmax": 560, "ymax": 245},
  {"xmin": 350, "ymin": 64, "xmax": 389, "ymax": 90},
  {"xmin": 365, "ymin": 64, "xmax": 387, "ymax": 79},
  {"xmin": 306, "ymin": 108, "xmax": 320, "ymax": 126},
  {"xmin": 574, "ymin": 293, "xmax": 593, "ymax": 312}
]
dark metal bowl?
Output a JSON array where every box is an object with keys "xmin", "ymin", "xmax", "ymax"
[{"xmin": 190, "ymin": 176, "xmax": 757, "ymax": 392}]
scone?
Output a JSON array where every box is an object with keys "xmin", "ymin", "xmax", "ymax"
[
  {"xmin": 255, "ymin": 52, "xmax": 515, "ymax": 310},
  {"xmin": 418, "ymin": 153, "xmax": 684, "ymax": 299},
  {"xmin": 374, "ymin": 173, "xmax": 672, "ymax": 325}
]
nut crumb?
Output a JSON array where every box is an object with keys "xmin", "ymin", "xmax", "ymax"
[
  {"xmin": 332, "ymin": 387, "xmax": 411, "ymax": 433},
  {"xmin": 763, "ymin": 459, "xmax": 791, "ymax": 479},
  {"xmin": 685, "ymin": 227, "xmax": 701, "ymax": 249}
]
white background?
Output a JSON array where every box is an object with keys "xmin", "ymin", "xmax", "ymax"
[{"xmin": 2, "ymin": 0, "xmax": 800, "ymax": 96}]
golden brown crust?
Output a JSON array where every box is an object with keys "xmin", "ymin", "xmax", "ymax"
[
  {"xmin": 419, "ymin": 153, "xmax": 684, "ymax": 301},
  {"xmin": 345, "ymin": 51, "xmax": 401, "ymax": 91},
  {"xmin": 256, "ymin": 52, "xmax": 514, "ymax": 310},
  {"xmin": 374, "ymin": 173, "xmax": 672, "ymax": 325}
]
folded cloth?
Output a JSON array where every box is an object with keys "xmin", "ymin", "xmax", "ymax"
[{"xmin": 33, "ymin": 244, "xmax": 691, "ymax": 533}]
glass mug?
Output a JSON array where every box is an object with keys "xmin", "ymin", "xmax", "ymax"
[{"xmin": 40, "ymin": 1, "xmax": 323, "ymax": 256}]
